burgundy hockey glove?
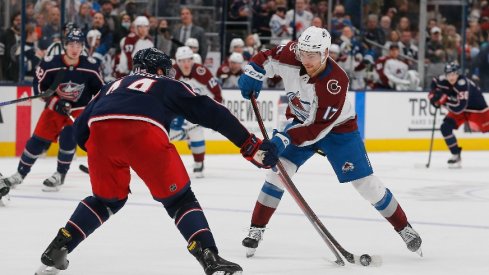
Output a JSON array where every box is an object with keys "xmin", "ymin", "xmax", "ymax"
[{"xmin": 241, "ymin": 134, "xmax": 278, "ymax": 168}]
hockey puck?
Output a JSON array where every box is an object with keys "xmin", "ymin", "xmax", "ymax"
[{"xmin": 359, "ymin": 254, "xmax": 372, "ymax": 266}]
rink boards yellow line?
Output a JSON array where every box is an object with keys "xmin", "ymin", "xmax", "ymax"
[{"xmin": 1, "ymin": 138, "xmax": 488, "ymax": 156}]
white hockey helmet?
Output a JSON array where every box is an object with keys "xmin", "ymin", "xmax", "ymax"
[
  {"xmin": 229, "ymin": 52, "xmax": 244, "ymax": 64},
  {"xmin": 229, "ymin": 38, "xmax": 244, "ymax": 53},
  {"xmin": 193, "ymin": 53, "xmax": 202, "ymax": 64},
  {"xmin": 175, "ymin": 46, "xmax": 194, "ymax": 61},
  {"xmin": 296, "ymin": 26, "xmax": 331, "ymax": 64},
  {"xmin": 329, "ymin": 44, "xmax": 340, "ymax": 54},
  {"xmin": 185, "ymin": 38, "xmax": 199, "ymax": 49},
  {"xmin": 134, "ymin": 16, "xmax": 149, "ymax": 27}
]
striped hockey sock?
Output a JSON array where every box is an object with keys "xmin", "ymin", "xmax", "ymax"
[
  {"xmin": 251, "ymin": 181, "xmax": 284, "ymax": 226},
  {"xmin": 373, "ymin": 188, "xmax": 408, "ymax": 231}
]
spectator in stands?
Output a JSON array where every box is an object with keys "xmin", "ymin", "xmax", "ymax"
[
  {"xmin": 16, "ymin": 23, "xmax": 43, "ymax": 80},
  {"xmin": 100, "ymin": 0, "xmax": 118, "ymax": 32},
  {"xmin": 229, "ymin": 0, "xmax": 252, "ymax": 22},
  {"xmin": 148, "ymin": 16, "xmax": 159, "ymax": 41},
  {"xmin": 399, "ymin": 30, "xmax": 418, "ymax": 69},
  {"xmin": 362, "ymin": 14, "xmax": 386, "ymax": 58},
  {"xmin": 26, "ymin": 2, "xmax": 37, "ymax": 24},
  {"xmin": 426, "ymin": 26, "xmax": 445, "ymax": 63},
  {"xmin": 39, "ymin": 6, "xmax": 61, "ymax": 50},
  {"xmin": 185, "ymin": 38, "xmax": 202, "ymax": 64},
  {"xmin": 243, "ymin": 33, "xmax": 261, "ymax": 60},
  {"xmin": 382, "ymin": 43, "xmax": 419, "ymax": 91},
  {"xmin": 113, "ymin": 14, "xmax": 132, "ymax": 51},
  {"xmin": 75, "ymin": 2, "xmax": 93, "ymax": 33},
  {"xmin": 313, "ymin": 0, "xmax": 328, "ymax": 26},
  {"xmin": 171, "ymin": 7, "xmax": 208, "ymax": 61},
  {"xmin": 380, "ymin": 15, "xmax": 392, "ymax": 38},
  {"xmin": 383, "ymin": 30, "xmax": 401, "ymax": 56},
  {"xmin": 216, "ymin": 52, "xmax": 244, "ymax": 88},
  {"xmin": 156, "ymin": 19, "xmax": 172, "ymax": 56},
  {"xmin": 115, "ymin": 16, "xmax": 153, "ymax": 77},
  {"xmin": 90, "ymin": 12, "xmax": 114, "ymax": 63},
  {"xmin": 338, "ymin": 25, "xmax": 364, "ymax": 77},
  {"xmin": 397, "ymin": 16, "xmax": 410, "ymax": 32},
  {"xmin": 311, "ymin": 16, "xmax": 324, "ymax": 28},
  {"xmin": 124, "ymin": 0, "xmax": 137, "ymax": 18},
  {"xmin": 251, "ymin": 0, "xmax": 273, "ymax": 41},
  {"xmin": 331, "ymin": 4, "xmax": 353, "ymax": 43},
  {"xmin": 473, "ymin": 34, "xmax": 489, "ymax": 91},
  {"xmin": 269, "ymin": 5, "xmax": 291, "ymax": 45},
  {"xmin": 1, "ymin": 12, "xmax": 21, "ymax": 81},
  {"xmin": 285, "ymin": 0, "xmax": 313, "ymax": 38}
]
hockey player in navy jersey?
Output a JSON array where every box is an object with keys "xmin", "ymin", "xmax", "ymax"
[
  {"xmin": 0, "ymin": 28, "xmax": 103, "ymax": 199},
  {"xmin": 428, "ymin": 62, "xmax": 489, "ymax": 168},
  {"xmin": 238, "ymin": 26, "xmax": 422, "ymax": 257},
  {"xmin": 35, "ymin": 48, "xmax": 278, "ymax": 275}
]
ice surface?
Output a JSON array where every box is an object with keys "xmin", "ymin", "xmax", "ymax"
[{"xmin": 1, "ymin": 151, "xmax": 488, "ymax": 275}]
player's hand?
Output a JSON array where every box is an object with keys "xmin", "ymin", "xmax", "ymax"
[
  {"xmin": 169, "ymin": 116, "xmax": 187, "ymax": 140},
  {"xmin": 428, "ymin": 90, "xmax": 447, "ymax": 108},
  {"xmin": 241, "ymin": 134, "xmax": 278, "ymax": 168},
  {"xmin": 54, "ymin": 99, "xmax": 72, "ymax": 115},
  {"xmin": 239, "ymin": 62, "xmax": 265, "ymax": 100},
  {"xmin": 41, "ymin": 88, "xmax": 56, "ymax": 99}
]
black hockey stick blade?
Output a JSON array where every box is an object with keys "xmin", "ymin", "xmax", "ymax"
[{"xmin": 79, "ymin": 164, "xmax": 89, "ymax": 174}]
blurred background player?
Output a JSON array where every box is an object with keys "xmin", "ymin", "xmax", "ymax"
[
  {"xmin": 0, "ymin": 28, "xmax": 103, "ymax": 198},
  {"xmin": 216, "ymin": 52, "xmax": 244, "ymax": 88},
  {"xmin": 428, "ymin": 62, "xmax": 489, "ymax": 168},
  {"xmin": 238, "ymin": 26, "xmax": 422, "ymax": 258},
  {"xmin": 172, "ymin": 46, "xmax": 223, "ymax": 178},
  {"xmin": 114, "ymin": 16, "xmax": 154, "ymax": 78},
  {"xmin": 35, "ymin": 47, "xmax": 278, "ymax": 275},
  {"xmin": 45, "ymin": 22, "xmax": 89, "ymax": 57},
  {"xmin": 185, "ymin": 38, "xmax": 202, "ymax": 64}
]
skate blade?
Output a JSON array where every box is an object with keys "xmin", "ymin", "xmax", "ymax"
[
  {"xmin": 194, "ymin": 172, "xmax": 204, "ymax": 178},
  {"xmin": 0, "ymin": 194, "xmax": 11, "ymax": 207},
  {"xmin": 35, "ymin": 264, "xmax": 61, "ymax": 275},
  {"xmin": 415, "ymin": 248, "xmax": 423, "ymax": 257},
  {"xmin": 42, "ymin": 185, "xmax": 60, "ymax": 192},
  {"xmin": 448, "ymin": 164, "xmax": 462, "ymax": 169},
  {"xmin": 211, "ymin": 271, "xmax": 243, "ymax": 275},
  {"xmin": 245, "ymin": 247, "xmax": 256, "ymax": 258}
]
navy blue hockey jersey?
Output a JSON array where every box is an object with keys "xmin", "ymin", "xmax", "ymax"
[
  {"xmin": 431, "ymin": 75, "xmax": 487, "ymax": 114},
  {"xmin": 74, "ymin": 73, "xmax": 250, "ymax": 151},
  {"xmin": 34, "ymin": 55, "xmax": 104, "ymax": 109}
]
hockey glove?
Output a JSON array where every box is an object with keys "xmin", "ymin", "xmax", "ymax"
[
  {"xmin": 241, "ymin": 134, "xmax": 278, "ymax": 168},
  {"xmin": 52, "ymin": 98, "xmax": 72, "ymax": 115},
  {"xmin": 428, "ymin": 90, "xmax": 447, "ymax": 108},
  {"xmin": 239, "ymin": 62, "xmax": 265, "ymax": 100}
]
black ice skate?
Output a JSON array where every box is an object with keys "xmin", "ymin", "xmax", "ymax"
[
  {"xmin": 42, "ymin": 172, "xmax": 66, "ymax": 192},
  {"xmin": 37, "ymin": 228, "xmax": 72, "ymax": 274},
  {"xmin": 398, "ymin": 223, "xmax": 423, "ymax": 256},
  {"xmin": 0, "ymin": 172, "xmax": 10, "ymax": 207},
  {"xmin": 242, "ymin": 226, "xmax": 266, "ymax": 258},
  {"xmin": 0, "ymin": 171, "xmax": 24, "ymax": 189},
  {"xmin": 447, "ymin": 148, "xmax": 462, "ymax": 169},
  {"xmin": 188, "ymin": 240, "xmax": 243, "ymax": 275},
  {"xmin": 193, "ymin": 162, "xmax": 204, "ymax": 178}
]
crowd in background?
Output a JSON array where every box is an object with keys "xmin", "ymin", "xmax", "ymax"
[{"xmin": 1, "ymin": 0, "xmax": 489, "ymax": 91}]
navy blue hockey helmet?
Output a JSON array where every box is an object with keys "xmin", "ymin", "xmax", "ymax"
[
  {"xmin": 63, "ymin": 22, "xmax": 79, "ymax": 34},
  {"xmin": 133, "ymin": 48, "xmax": 173, "ymax": 76},
  {"xmin": 444, "ymin": 62, "xmax": 460, "ymax": 74},
  {"xmin": 65, "ymin": 28, "xmax": 85, "ymax": 44}
]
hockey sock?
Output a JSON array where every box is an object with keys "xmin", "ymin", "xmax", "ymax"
[
  {"xmin": 163, "ymin": 187, "xmax": 216, "ymax": 253},
  {"xmin": 251, "ymin": 181, "xmax": 284, "ymax": 226},
  {"xmin": 441, "ymin": 118, "xmax": 461, "ymax": 155},
  {"xmin": 64, "ymin": 196, "xmax": 127, "ymax": 252},
  {"xmin": 57, "ymin": 126, "xmax": 77, "ymax": 174},
  {"xmin": 18, "ymin": 135, "xmax": 51, "ymax": 176},
  {"xmin": 189, "ymin": 140, "xmax": 205, "ymax": 162},
  {"xmin": 373, "ymin": 188, "xmax": 408, "ymax": 231}
]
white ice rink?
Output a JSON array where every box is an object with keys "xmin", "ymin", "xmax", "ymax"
[{"xmin": 1, "ymin": 151, "xmax": 488, "ymax": 275}]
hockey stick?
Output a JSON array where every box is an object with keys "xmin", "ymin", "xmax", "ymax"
[
  {"xmin": 251, "ymin": 95, "xmax": 380, "ymax": 267},
  {"xmin": 425, "ymin": 109, "xmax": 438, "ymax": 168},
  {"xmin": 169, "ymin": 124, "xmax": 200, "ymax": 141},
  {"xmin": 0, "ymin": 67, "xmax": 66, "ymax": 107}
]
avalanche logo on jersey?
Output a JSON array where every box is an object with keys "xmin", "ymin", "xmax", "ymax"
[
  {"xmin": 287, "ymin": 91, "xmax": 310, "ymax": 121},
  {"xmin": 342, "ymin": 161, "xmax": 355, "ymax": 173},
  {"xmin": 327, "ymin": 79, "xmax": 341, "ymax": 95},
  {"xmin": 56, "ymin": 81, "xmax": 85, "ymax": 102}
]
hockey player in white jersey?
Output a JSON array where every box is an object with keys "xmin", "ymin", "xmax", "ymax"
[{"xmin": 238, "ymin": 26, "xmax": 422, "ymax": 258}]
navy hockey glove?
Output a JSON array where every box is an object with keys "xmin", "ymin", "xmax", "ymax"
[
  {"xmin": 53, "ymin": 98, "xmax": 72, "ymax": 115},
  {"xmin": 428, "ymin": 90, "xmax": 447, "ymax": 108},
  {"xmin": 239, "ymin": 62, "xmax": 265, "ymax": 99},
  {"xmin": 241, "ymin": 134, "xmax": 278, "ymax": 168}
]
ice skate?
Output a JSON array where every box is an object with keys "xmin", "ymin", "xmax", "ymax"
[
  {"xmin": 188, "ymin": 241, "xmax": 242, "ymax": 275},
  {"xmin": 447, "ymin": 149, "xmax": 462, "ymax": 169},
  {"xmin": 398, "ymin": 223, "xmax": 423, "ymax": 256},
  {"xmin": 242, "ymin": 226, "xmax": 266, "ymax": 258},
  {"xmin": 40, "ymin": 228, "xmax": 72, "ymax": 272},
  {"xmin": 0, "ymin": 171, "xmax": 24, "ymax": 190},
  {"xmin": 35, "ymin": 264, "xmax": 61, "ymax": 275},
  {"xmin": 0, "ymin": 173, "xmax": 11, "ymax": 207},
  {"xmin": 42, "ymin": 172, "xmax": 66, "ymax": 192},
  {"xmin": 193, "ymin": 162, "xmax": 204, "ymax": 178}
]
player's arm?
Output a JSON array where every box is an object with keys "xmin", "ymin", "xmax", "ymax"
[
  {"xmin": 203, "ymin": 69, "xmax": 223, "ymax": 103},
  {"xmin": 33, "ymin": 58, "xmax": 55, "ymax": 96},
  {"xmin": 446, "ymin": 79, "xmax": 469, "ymax": 114},
  {"xmin": 428, "ymin": 77, "xmax": 447, "ymax": 108}
]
